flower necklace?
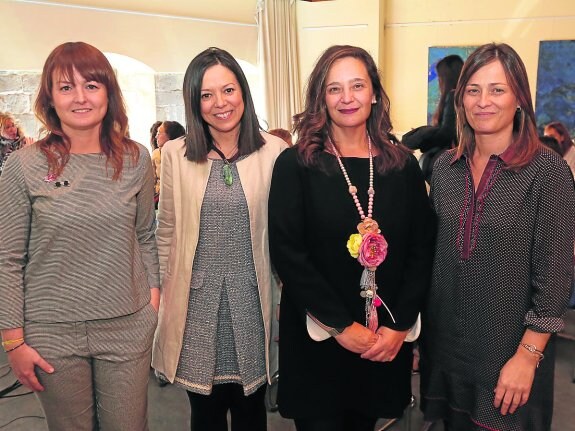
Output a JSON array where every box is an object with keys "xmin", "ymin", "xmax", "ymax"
[
  {"xmin": 210, "ymin": 142, "xmax": 239, "ymax": 186},
  {"xmin": 330, "ymin": 135, "xmax": 394, "ymax": 332}
]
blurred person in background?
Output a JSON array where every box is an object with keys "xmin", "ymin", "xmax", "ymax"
[
  {"xmin": 152, "ymin": 120, "xmax": 185, "ymax": 209},
  {"xmin": 0, "ymin": 112, "xmax": 34, "ymax": 175},
  {"xmin": 544, "ymin": 121, "xmax": 575, "ymax": 178},
  {"xmin": 402, "ymin": 55, "xmax": 464, "ymax": 184},
  {"xmin": 268, "ymin": 128, "xmax": 293, "ymax": 147}
]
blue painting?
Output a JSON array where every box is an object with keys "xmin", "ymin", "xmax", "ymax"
[
  {"xmin": 535, "ymin": 40, "xmax": 575, "ymax": 136},
  {"xmin": 427, "ymin": 46, "xmax": 477, "ymax": 124}
]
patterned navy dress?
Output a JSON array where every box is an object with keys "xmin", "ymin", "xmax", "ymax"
[{"xmin": 421, "ymin": 148, "xmax": 575, "ymax": 431}]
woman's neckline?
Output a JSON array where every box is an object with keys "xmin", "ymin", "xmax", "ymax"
[{"xmin": 323, "ymin": 151, "xmax": 379, "ymax": 159}]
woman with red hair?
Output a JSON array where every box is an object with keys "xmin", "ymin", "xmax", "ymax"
[{"xmin": 0, "ymin": 42, "xmax": 159, "ymax": 430}]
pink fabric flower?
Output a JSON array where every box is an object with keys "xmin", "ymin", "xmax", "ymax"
[{"xmin": 357, "ymin": 233, "xmax": 388, "ymax": 269}]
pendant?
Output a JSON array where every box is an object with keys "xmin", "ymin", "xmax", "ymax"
[{"xmin": 222, "ymin": 163, "xmax": 233, "ymax": 186}]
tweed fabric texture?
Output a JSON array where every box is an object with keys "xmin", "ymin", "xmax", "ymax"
[{"xmin": 174, "ymin": 159, "xmax": 266, "ymax": 396}]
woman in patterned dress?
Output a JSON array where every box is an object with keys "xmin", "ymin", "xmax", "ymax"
[
  {"xmin": 0, "ymin": 41, "xmax": 159, "ymax": 431},
  {"xmin": 152, "ymin": 47, "xmax": 286, "ymax": 431},
  {"xmin": 421, "ymin": 43, "xmax": 575, "ymax": 431}
]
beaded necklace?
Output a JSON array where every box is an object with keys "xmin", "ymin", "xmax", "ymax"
[
  {"xmin": 330, "ymin": 135, "xmax": 393, "ymax": 332},
  {"xmin": 331, "ymin": 136, "xmax": 375, "ymax": 223}
]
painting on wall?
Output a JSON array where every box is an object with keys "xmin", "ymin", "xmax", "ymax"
[
  {"xmin": 535, "ymin": 40, "xmax": 575, "ymax": 136},
  {"xmin": 427, "ymin": 46, "xmax": 477, "ymax": 124}
]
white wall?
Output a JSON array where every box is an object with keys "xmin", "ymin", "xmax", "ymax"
[
  {"xmin": 296, "ymin": 0, "xmax": 383, "ymax": 92},
  {"xmin": 0, "ymin": 0, "xmax": 260, "ymax": 145},
  {"xmin": 0, "ymin": 1, "xmax": 258, "ymax": 72}
]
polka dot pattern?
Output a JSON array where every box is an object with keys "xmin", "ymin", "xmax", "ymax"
[{"xmin": 421, "ymin": 149, "xmax": 575, "ymax": 431}]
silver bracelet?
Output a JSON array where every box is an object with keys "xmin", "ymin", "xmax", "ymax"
[{"xmin": 520, "ymin": 343, "xmax": 544, "ymax": 367}]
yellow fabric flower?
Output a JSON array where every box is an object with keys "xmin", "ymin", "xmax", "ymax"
[{"xmin": 346, "ymin": 233, "xmax": 363, "ymax": 258}]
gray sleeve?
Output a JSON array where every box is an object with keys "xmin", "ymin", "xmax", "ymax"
[
  {"xmin": 136, "ymin": 148, "xmax": 160, "ymax": 289},
  {"xmin": 0, "ymin": 153, "xmax": 30, "ymax": 328}
]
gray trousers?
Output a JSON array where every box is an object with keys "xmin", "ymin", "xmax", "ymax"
[{"xmin": 25, "ymin": 303, "xmax": 158, "ymax": 431}]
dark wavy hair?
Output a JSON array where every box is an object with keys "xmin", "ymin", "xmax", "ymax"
[
  {"xmin": 544, "ymin": 121, "xmax": 573, "ymax": 157},
  {"xmin": 454, "ymin": 43, "xmax": 540, "ymax": 170},
  {"xmin": 162, "ymin": 120, "xmax": 186, "ymax": 141},
  {"xmin": 150, "ymin": 120, "xmax": 162, "ymax": 150},
  {"xmin": 182, "ymin": 47, "xmax": 264, "ymax": 162},
  {"xmin": 432, "ymin": 55, "xmax": 463, "ymax": 126},
  {"xmin": 294, "ymin": 45, "xmax": 409, "ymax": 174},
  {"xmin": 34, "ymin": 41, "xmax": 138, "ymax": 180}
]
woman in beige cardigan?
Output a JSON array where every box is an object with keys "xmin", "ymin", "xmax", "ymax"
[{"xmin": 152, "ymin": 47, "xmax": 286, "ymax": 431}]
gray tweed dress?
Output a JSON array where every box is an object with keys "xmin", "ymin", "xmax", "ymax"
[{"xmin": 174, "ymin": 159, "xmax": 267, "ymax": 396}]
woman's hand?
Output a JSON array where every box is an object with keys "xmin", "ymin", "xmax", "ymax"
[
  {"xmin": 150, "ymin": 287, "xmax": 160, "ymax": 312},
  {"xmin": 8, "ymin": 344, "xmax": 54, "ymax": 392},
  {"xmin": 360, "ymin": 326, "xmax": 409, "ymax": 362},
  {"xmin": 334, "ymin": 322, "xmax": 378, "ymax": 354},
  {"xmin": 493, "ymin": 348, "xmax": 538, "ymax": 415}
]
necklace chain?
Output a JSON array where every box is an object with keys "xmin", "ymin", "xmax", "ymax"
[
  {"xmin": 213, "ymin": 142, "xmax": 238, "ymax": 160},
  {"xmin": 330, "ymin": 135, "xmax": 375, "ymax": 221}
]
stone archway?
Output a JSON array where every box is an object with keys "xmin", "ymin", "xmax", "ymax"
[{"xmin": 105, "ymin": 53, "xmax": 156, "ymax": 152}]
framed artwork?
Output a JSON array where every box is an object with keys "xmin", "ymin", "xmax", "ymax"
[
  {"xmin": 427, "ymin": 46, "xmax": 477, "ymax": 124},
  {"xmin": 535, "ymin": 40, "xmax": 575, "ymax": 136}
]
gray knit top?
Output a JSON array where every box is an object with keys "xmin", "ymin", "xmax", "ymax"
[
  {"xmin": 0, "ymin": 143, "xmax": 160, "ymax": 328},
  {"xmin": 174, "ymin": 159, "xmax": 267, "ymax": 396}
]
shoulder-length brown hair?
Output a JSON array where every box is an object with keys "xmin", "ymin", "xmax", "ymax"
[
  {"xmin": 432, "ymin": 55, "xmax": 463, "ymax": 126},
  {"xmin": 454, "ymin": 43, "xmax": 540, "ymax": 169},
  {"xmin": 182, "ymin": 47, "xmax": 264, "ymax": 162},
  {"xmin": 162, "ymin": 120, "xmax": 186, "ymax": 141},
  {"xmin": 34, "ymin": 41, "xmax": 138, "ymax": 180},
  {"xmin": 294, "ymin": 45, "xmax": 409, "ymax": 174}
]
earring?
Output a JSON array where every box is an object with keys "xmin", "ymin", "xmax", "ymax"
[
  {"xmin": 371, "ymin": 97, "xmax": 377, "ymax": 105},
  {"xmin": 516, "ymin": 106, "xmax": 522, "ymax": 112}
]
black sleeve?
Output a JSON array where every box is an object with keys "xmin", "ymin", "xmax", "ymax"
[
  {"xmin": 402, "ymin": 125, "xmax": 438, "ymax": 151},
  {"xmin": 268, "ymin": 149, "xmax": 354, "ymax": 329},
  {"xmin": 426, "ymin": 90, "xmax": 457, "ymax": 151}
]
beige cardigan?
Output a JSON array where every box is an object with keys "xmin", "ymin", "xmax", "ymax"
[{"xmin": 152, "ymin": 132, "xmax": 286, "ymax": 383}]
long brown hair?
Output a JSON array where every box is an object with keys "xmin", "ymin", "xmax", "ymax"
[
  {"xmin": 454, "ymin": 43, "xmax": 540, "ymax": 169},
  {"xmin": 294, "ymin": 45, "xmax": 409, "ymax": 174},
  {"xmin": 432, "ymin": 55, "xmax": 463, "ymax": 126},
  {"xmin": 182, "ymin": 47, "xmax": 264, "ymax": 162},
  {"xmin": 34, "ymin": 41, "xmax": 138, "ymax": 179}
]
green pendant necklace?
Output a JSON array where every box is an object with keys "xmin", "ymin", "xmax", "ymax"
[
  {"xmin": 211, "ymin": 143, "xmax": 238, "ymax": 186},
  {"xmin": 222, "ymin": 162, "xmax": 233, "ymax": 186}
]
